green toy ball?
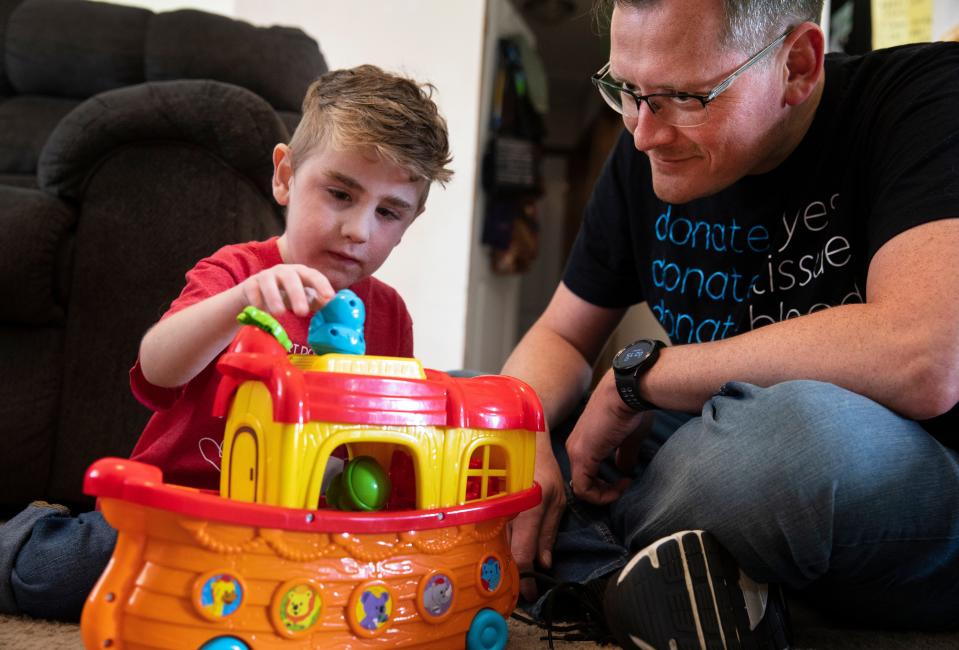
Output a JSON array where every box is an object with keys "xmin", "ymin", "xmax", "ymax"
[{"xmin": 326, "ymin": 456, "xmax": 391, "ymax": 512}]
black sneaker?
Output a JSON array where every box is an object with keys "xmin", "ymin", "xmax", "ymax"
[
  {"xmin": 512, "ymin": 571, "xmax": 616, "ymax": 648},
  {"xmin": 603, "ymin": 530, "xmax": 790, "ymax": 650}
]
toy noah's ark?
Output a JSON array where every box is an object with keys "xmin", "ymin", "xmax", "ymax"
[{"xmin": 80, "ymin": 300, "xmax": 543, "ymax": 650}]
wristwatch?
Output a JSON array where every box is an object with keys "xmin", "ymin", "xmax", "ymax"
[{"xmin": 612, "ymin": 339, "xmax": 666, "ymax": 411}]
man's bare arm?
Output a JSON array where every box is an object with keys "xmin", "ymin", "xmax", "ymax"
[{"xmin": 502, "ymin": 283, "xmax": 626, "ymax": 425}]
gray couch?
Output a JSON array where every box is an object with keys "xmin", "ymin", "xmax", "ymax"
[{"xmin": 0, "ymin": 0, "xmax": 326, "ymax": 514}]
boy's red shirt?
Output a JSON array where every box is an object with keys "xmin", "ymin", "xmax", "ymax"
[{"xmin": 128, "ymin": 237, "xmax": 413, "ymax": 491}]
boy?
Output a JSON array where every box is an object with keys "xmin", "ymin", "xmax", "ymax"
[{"xmin": 0, "ymin": 64, "xmax": 453, "ymax": 621}]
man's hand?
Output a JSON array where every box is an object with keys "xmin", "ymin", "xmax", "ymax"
[
  {"xmin": 239, "ymin": 264, "xmax": 335, "ymax": 317},
  {"xmin": 510, "ymin": 428, "xmax": 566, "ymax": 602},
  {"xmin": 566, "ymin": 369, "xmax": 649, "ymax": 505}
]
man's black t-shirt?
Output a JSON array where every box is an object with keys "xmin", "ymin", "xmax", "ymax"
[{"xmin": 564, "ymin": 42, "xmax": 959, "ymax": 445}]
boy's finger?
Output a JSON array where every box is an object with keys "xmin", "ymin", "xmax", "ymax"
[
  {"xmin": 298, "ymin": 267, "xmax": 335, "ymax": 304},
  {"xmin": 303, "ymin": 283, "xmax": 334, "ymax": 309},
  {"xmin": 283, "ymin": 284, "xmax": 311, "ymax": 316},
  {"xmin": 275, "ymin": 268, "xmax": 314, "ymax": 316},
  {"xmin": 259, "ymin": 276, "xmax": 287, "ymax": 315},
  {"xmin": 241, "ymin": 279, "xmax": 264, "ymax": 311},
  {"xmin": 279, "ymin": 288, "xmax": 309, "ymax": 316}
]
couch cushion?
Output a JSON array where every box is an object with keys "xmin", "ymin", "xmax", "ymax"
[
  {"xmin": 38, "ymin": 79, "xmax": 287, "ymax": 202},
  {"xmin": 145, "ymin": 9, "xmax": 326, "ymax": 112},
  {"xmin": 0, "ymin": 185, "xmax": 74, "ymax": 324},
  {"xmin": 5, "ymin": 0, "xmax": 151, "ymax": 98},
  {"xmin": 0, "ymin": 0, "xmax": 325, "ymax": 110},
  {"xmin": 0, "ymin": 96, "xmax": 78, "ymax": 173},
  {"xmin": 0, "ymin": 173, "xmax": 36, "ymax": 189},
  {"xmin": 0, "ymin": 0, "xmax": 23, "ymax": 96}
]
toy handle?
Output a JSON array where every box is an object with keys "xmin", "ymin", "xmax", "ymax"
[{"xmin": 236, "ymin": 305, "xmax": 292, "ymax": 352}]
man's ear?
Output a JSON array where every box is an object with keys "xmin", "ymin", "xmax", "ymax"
[
  {"xmin": 782, "ymin": 22, "xmax": 825, "ymax": 107},
  {"xmin": 272, "ymin": 143, "xmax": 294, "ymax": 205}
]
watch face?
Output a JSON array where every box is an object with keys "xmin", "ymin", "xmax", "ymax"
[{"xmin": 613, "ymin": 340, "xmax": 655, "ymax": 371}]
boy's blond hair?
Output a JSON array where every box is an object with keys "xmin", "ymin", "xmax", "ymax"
[{"xmin": 289, "ymin": 65, "xmax": 454, "ymax": 194}]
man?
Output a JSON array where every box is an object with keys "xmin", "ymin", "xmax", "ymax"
[{"xmin": 503, "ymin": 1, "xmax": 959, "ymax": 648}]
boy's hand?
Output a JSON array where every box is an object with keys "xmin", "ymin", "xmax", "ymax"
[{"xmin": 240, "ymin": 264, "xmax": 335, "ymax": 317}]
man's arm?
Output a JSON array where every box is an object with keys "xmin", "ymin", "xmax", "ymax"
[
  {"xmin": 567, "ymin": 218, "xmax": 959, "ymax": 503},
  {"xmin": 502, "ymin": 283, "xmax": 625, "ymax": 597},
  {"xmin": 638, "ymin": 218, "xmax": 959, "ymax": 419},
  {"xmin": 503, "ymin": 283, "xmax": 625, "ymax": 424}
]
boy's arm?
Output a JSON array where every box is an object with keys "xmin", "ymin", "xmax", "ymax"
[
  {"xmin": 138, "ymin": 284, "xmax": 248, "ymax": 389},
  {"xmin": 139, "ymin": 263, "xmax": 334, "ymax": 388}
]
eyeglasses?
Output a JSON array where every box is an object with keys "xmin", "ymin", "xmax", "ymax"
[{"xmin": 591, "ymin": 30, "xmax": 790, "ymax": 128}]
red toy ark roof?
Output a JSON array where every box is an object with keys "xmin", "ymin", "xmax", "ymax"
[{"xmin": 212, "ymin": 327, "xmax": 544, "ymax": 432}]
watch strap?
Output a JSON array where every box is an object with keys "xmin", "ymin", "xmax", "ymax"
[{"xmin": 614, "ymin": 339, "xmax": 664, "ymax": 411}]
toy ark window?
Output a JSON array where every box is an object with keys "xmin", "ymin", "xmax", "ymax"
[
  {"xmin": 320, "ymin": 443, "xmax": 417, "ymax": 511},
  {"xmin": 465, "ymin": 444, "xmax": 508, "ymax": 502}
]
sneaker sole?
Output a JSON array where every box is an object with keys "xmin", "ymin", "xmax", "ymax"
[{"xmin": 604, "ymin": 530, "xmax": 789, "ymax": 650}]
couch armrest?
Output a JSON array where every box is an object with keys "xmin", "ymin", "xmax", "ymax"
[
  {"xmin": 37, "ymin": 79, "xmax": 286, "ymax": 203},
  {"xmin": 0, "ymin": 185, "xmax": 74, "ymax": 324}
]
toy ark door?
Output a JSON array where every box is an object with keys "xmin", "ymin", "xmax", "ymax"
[{"xmin": 226, "ymin": 426, "xmax": 260, "ymax": 502}]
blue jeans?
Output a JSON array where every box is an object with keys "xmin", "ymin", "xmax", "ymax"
[
  {"xmin": 541, "ymin": 380, "xmax": 959, "ymax": 630},
  {"xmin": 0, "ymin": 504, "xmax": 116, "ymax": 621}
]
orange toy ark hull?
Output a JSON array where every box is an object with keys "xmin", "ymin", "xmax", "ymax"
[
  {"xmin": 81, "ymin": 323, "xmax": 545, "ymax": 649},
  {"xmin": 82, "ymin": 459, "xmax": 540, "ymax": 649}
]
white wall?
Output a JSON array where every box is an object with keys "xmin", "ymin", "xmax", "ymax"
[
  {"xmin": 934, "ymin": 0, "xmax": 959, "ymax": 39},
  {"xmin": 237, "ymin": 2, "xmax": 487, "ymax": 371},
  {"xmin": 463, "ymin": 0, "xmax": 537, "ymax": 373},
  {"xmin": 112, "ymin": 0, "xmax": 233, "ymax": 12},
  {"xmin": 105, "ymin": 0, "xmax": 490, "ymax": 371}
]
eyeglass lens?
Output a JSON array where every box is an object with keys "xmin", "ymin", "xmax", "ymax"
[{"xmin": 598, "ymin": 81, "xmax": 708, "ymax": 127}]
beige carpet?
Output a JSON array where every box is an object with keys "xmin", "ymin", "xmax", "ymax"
[
  {"xmin": 0, "ymin": 614, "xmax": 598, "ymax": 649},
  {"xmin": 2, "ymin": 611, "xmax": 959, "ymax": 649}
]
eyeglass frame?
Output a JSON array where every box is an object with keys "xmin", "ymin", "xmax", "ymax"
[{"xmin": 591, "ymin": 29, "xmax": 792, "ymax": 127}]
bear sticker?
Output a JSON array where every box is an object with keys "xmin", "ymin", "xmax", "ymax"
[
  {"xmin": 277, "ymin": 582, "xmax": 322, "ymax": 633},
  {"xmin": 349, "ymin": 582, "xmax": 393, "ymax": 635}
]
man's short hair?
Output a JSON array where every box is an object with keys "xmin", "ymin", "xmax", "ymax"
[
  {"xmin": 594, "ymin": 0, "xmax": 824, "ymax": 53},
  {"xmin": 289, "ymin": 65, "xmax": 453, "ymax": 187}
]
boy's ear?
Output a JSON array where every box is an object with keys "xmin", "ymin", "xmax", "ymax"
[{"xmin": 272, "ymin": 143, "xmax": 294, "ymax": 205}]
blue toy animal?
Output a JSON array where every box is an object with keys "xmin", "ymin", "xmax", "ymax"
[{"xmin": 308, "ymin": 289, "xmax": 366, "ymax": 355}]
